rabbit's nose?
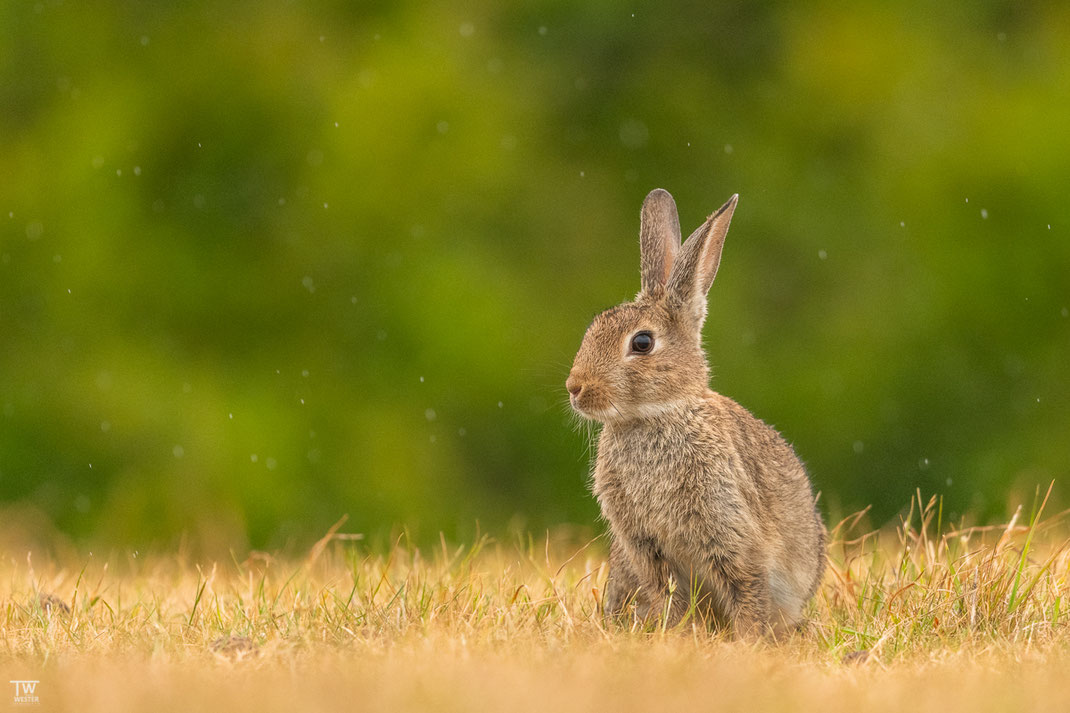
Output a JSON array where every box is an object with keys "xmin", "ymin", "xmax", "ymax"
[{"xmin": 566, "ymin": 374, "xmax": 583, "ymax": 397}]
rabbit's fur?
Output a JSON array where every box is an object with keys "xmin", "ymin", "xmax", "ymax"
[{"xmin": 566, "ymin": 189, "xmax": 826, "ymax": 637}]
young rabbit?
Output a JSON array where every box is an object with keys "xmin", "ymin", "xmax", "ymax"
[{"xmin": 566, "ymin": 189, "xmax": 826, "ymax": 637}]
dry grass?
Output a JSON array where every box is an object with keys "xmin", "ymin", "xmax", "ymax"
[{"xmin": 3, "ymin": 490, "xmax": 1070, "ymax": 712}]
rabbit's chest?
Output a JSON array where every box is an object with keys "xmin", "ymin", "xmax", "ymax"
[{"xmin": 593, "ymin": 426, "xmax": 703, "ymax": 547}]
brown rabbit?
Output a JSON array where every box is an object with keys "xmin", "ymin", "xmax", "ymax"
[{"xmin": 566, "ymin": 189, "xmax": 825, "ymax": 637}]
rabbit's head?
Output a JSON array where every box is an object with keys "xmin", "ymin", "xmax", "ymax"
[{"xmin": 566, "ymin": 189, "xmax": 737, "ymax": 423}]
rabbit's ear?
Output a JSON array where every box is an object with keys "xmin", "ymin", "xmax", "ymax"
[
  {"xmin": 639, "ymin": 189, "xmax": 682, "ymax": 295},
  {"xmin": 668, "ymin": 194, "xmax": 738, "ymax": 321}
]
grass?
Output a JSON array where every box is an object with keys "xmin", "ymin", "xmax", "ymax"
[{"xmin": 3, "ymin": 489, "xmax": 1070, "ymax": 712}]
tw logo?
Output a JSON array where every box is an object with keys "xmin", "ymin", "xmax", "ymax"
[{"xmin": 9, "ymin": 680, "xmax": 40, "ymax": 705}]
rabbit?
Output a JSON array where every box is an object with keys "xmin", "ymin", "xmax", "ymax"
[{"xmin": 566, "ymin": 189, "xmax": 826, "ymax": 638}]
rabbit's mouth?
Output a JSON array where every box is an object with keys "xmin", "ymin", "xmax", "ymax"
[
  {"xmin": 572, "ymin": 388, "xmax": 694, "ymax": 423},
  {"xmin": 567, "ymin": 370, "xmax": 633, "ymax": 422},
  {"xmin": 569, "ymin": 396, "xmax": 600, "ymax": 421},
  {"xmin": 568, "ymin": 389, "xmax": 612, "ymax": 422},
  {"xmin": 571, "ymin": 391, "xmax": 631, "ymax": 423},
  {"xmin": 573, "ymin": 406, "xmax": 615, "ymax": 423}
]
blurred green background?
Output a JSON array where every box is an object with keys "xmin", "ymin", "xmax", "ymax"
[{"xmin": 2, "ymin": 0, "xmax": 1068, "ymax": 550}]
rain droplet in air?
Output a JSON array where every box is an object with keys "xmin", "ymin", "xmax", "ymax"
[{"xmin": 619, "ymin": 119, "xmax": 648, "ymax": 149}]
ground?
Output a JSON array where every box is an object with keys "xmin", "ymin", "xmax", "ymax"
[{"xmin": 2, "ymin": 494, "xmax": 1068, "ymax": 712}]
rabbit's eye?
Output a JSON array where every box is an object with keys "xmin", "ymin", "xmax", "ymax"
[{"xmin": 630, "ymin": 331, "xmax": 654, "ymax": 354}]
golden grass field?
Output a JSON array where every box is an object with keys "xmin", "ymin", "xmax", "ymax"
[{"xmin": 3, "ymin": 491, "xmax": 1070, "ymax": 712}]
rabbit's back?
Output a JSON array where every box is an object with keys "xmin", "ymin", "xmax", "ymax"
[{"xmin": 703, "ymin": 391, "xmax": 826, "ymax": 605}]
